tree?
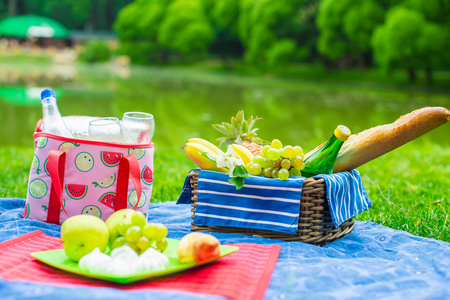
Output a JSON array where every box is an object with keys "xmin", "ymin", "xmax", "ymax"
[
  {"xmin": 209, "ymin": 0, "xmax": 244, "ymax": 65},
  {"xmin": 316, "ymin": 0, "xmax": 384, "ymax": 69},
  {"xmin": 20, "ymin": 0, "xmax": 132, "ymax": 31},
  {"xmin": 114, "ymin": 0, "xmax": 171, "ymax": 64},
  {"xmin": 158, "ymin": 0, "xmax": 214, "ymax": 57},
  {"xmin": 371, "ymin": 6, "xmax": 450, "ymax": 83},
  {"xmin": 236, "ymin": 0, "xmax": 305, "ymax": 69}
]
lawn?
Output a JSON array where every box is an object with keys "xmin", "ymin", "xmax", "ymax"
[
  {"xmin": 0, "ymin": 60, "xmax": 448, "ymax": 243},
  {"xmin": 1, "ymin": 138, "xmax": 448, "ymax": 243}
]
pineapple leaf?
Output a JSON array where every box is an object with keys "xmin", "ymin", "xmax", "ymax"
[
  {"xmin": 216, "ymin": 137, "xmax": 228, "ymax": 147},
  {"xmin": 222, "ymin": 122, "xmax": 235, "ymax": 134},
  {"xmin": 246, "ymin": 132, "xmax": 256, "ymax": 139},
  {"xmin": 252, "ymin": 137, "xmax": 263, "ymax": 144},
  {"xmin": 236, "ymin": 111, "xmax": 244, "ymax": 124},
  {"xmin": 213, "ymin": 124, "xmax": 232, "ymax": 136},
  {"xmin": 218, "ymin": 136, "xmax": 238, "ymax": 146},
  {"xmin": 247, "ymin": 116, "xmax": 255, "ymax": 130},
  {"xmin": 231, "ymin": 117, "xmax": 240, "ymax": 135},
  {"xmin": 241, "ymin": 120, "xmax": 249, "ymax": 133}
]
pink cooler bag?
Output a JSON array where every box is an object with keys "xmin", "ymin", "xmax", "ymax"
[{"xmin": 24, "ymin": 120, "xmax": 154, "ymax": 224}]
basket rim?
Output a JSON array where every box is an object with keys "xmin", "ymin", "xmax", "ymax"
[{"xmin": 187, "ymin": 170, "xmax": 355, "ymax": 246}]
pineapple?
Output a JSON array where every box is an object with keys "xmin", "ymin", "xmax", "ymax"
[{"xmin": 213, "ymin": 111, "xmax": 264, "ymax": 155}]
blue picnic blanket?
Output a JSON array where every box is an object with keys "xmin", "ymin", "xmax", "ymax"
[
  {"xmin": 1, "ymin": 198, "xmax": 449, "ymax": 299},
  {"xmin": 177, "ymin": 170, "xmax": 371, "ymax": 232}
]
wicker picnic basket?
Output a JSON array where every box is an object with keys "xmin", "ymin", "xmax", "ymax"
[{"xmin": 187, "ymin": 170, "xmax": 355, "ymax": 246}]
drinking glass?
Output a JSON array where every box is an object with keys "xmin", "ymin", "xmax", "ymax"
[
  {"xmin": 88, "ymin": 117, "xmax": 123, "ymax": 143},
  {"xmin": 122, "ymin": 112, "xmax": 154, "ymax": 144}
]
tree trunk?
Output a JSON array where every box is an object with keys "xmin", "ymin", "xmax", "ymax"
[
  {"xmin": 106, "ymin": 0, "xmax": 114, "ymax": 30},
  {"xmin": 8, "ymin": 0, "xmax": 17, "ymax": 16},
  {"xmin": 161, "ymin": 49, "xmax": 169, "ymax": 64},
  {"xmin": 407, "ymin": 68, "xmax": 417, "ymax": 82},
  {"xmin": 425, "ymin": 67, "xmax": 433, "ymax": 84}
]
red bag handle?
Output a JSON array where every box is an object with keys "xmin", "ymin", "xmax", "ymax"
[
  {"xmin": 46, "ymin": 151, "xmax": 142, "ymax": 223},
  {"xmin": 115, "ymin": 155, "xmax": 142, "ymax": 211},
  {"xmin": 47, "ymin": 150, "xmax": 67, "ymax": 223}
]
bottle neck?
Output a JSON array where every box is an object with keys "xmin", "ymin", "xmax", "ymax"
[
  {"xmin": 325, "ymin": 135, "xmax": 342, "ymax": 150},
  {"xmin": 42, "ymin": 96, "xmax": 56, "ymax": 106},
  {"xmin": 305, "ymin": 134, "xmax": 341, "ymax": 162},
  {"xmin": 41, "ymin": 96, "xmax": 59, "ymax": 115}
]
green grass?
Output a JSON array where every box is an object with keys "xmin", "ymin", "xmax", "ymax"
[
  {"xmin": 356, "ymin": 141, "xmax": 449, "ymax": 242},
  {"xmin": 1, "ymin": 141, "xmax": 448, "ymax": 242}
]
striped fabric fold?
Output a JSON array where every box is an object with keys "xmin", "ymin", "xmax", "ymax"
[
  {"xmin": 194, "ymin": 171, "xmax": 304, "ymax": 234},
  {"xmin": 177, "ymin": 169, "xmax": 372, "ymax": 234},
  {"xmin": 315, "ymin": 170, "xmax": 372, "ymax": 228}
]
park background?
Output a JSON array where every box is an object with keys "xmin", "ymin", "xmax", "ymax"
[{"xmin": 0, "ymin": 0, "xmax": 449, "ymax": 242}]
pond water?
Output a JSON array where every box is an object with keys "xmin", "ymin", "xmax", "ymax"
[{"xmin": 0, "ymin": 63, "xmax": 449, "ymax": 151}]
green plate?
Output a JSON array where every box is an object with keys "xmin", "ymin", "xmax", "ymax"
[{"xmin": 31, "ymin": 238, "xmax": 239, "ymax": 284}]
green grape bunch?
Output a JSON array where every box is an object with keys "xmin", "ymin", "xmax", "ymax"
[
  {"xmin": 245, "ymin": 139, "xmax": 305, "ymax": 180},
  {"xmin": 108, "ymin": 210, "xmax": 169, "ymax": 255}
]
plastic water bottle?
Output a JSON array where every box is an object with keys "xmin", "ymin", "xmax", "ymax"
[
  {"xmin": 41, "ymin": 89, "xmax": 73, "ymax": 138},
  {"xmin": 301, "ymin": 125, "xmax": 351, "ymax": 177}
]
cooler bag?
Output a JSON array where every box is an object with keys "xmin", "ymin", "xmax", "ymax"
[{"xmin": 24, "ymin": 120, "xmax": 154, "ymax": 224}]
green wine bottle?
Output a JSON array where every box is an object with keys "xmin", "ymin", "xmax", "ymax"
[{"xmin": 301, "ymin": 125, "xmax": 351, "ymax": 177}]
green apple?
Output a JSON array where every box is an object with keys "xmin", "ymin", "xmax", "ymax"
[
  {"xmin": 61, "ymin": 215, "xmax": 109, "ymax": 262},
  {"xmin": 105, "ymin": 209, "xmax": 136, "ymax": 243}
]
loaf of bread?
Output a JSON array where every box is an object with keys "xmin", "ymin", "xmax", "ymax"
[{"xmin": 332, "ymin": 106, "xmax": 450, "ymax": 173}]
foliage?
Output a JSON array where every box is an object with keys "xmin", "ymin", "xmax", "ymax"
[
  {"xmin": 114, "ymin": 0, "xmax": 171, "ymax": 64},
  {"xmin": 266, "ymin": 39, "xmax": 298, "ymax": 69},
  {"xmin": 3, "ymin": 0, "xmax": 133, "ymax": 31},
  {"xmin": 316, "ymin": 0, "xmax": 384, "ymax": 68},
  {"xmin": 158, "ymin": 0, "xmax": 214, "ymax": 56},
  {"xmin": 78, "ymin": 41, "xmax": 112, "ymax": 63},
  {"xmin": 114, "ymin": 0, "xmax": 214, "ymax": 62},
  {"xmin": 371, "ymin": 6, "xmax": 450, "ymax": 82},
  {"xmin": 237, "ymin": 0, "xmax": 305, "ymax": 69}
]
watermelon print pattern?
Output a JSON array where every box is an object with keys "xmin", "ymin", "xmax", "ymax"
[
  {"xmin": 43, "ymin": 158, "xmax": 50, "ymax": 176},
  {"xmin": 99, "ymin": 192, "xmax": 116, "ymax": 209},
  {"xmin": 65, "ymin": 184, "xmax": 88, "ymax": 200},
  {"xmin": 24, "ymin": 203, "xmax": 30, "ymax": 219},
  {"xmin": 100, "ymin": 151, "xmax": 123, "ymax": 167},
  {"xmin": 141, "ymin": 165, "xmax": 153, "ymax": 185},
  {"xmin": 26, "ymin": 134, "xmax": 154, "ymax": 224}
]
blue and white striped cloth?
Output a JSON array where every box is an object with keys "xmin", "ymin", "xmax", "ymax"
[
  {"xmin": 314, "ymin": 170, "xmax": 372, "ymax": 228},
  {"xmin": 177, "ymin": 169, "xmax": 372, "ymax": 234},
  {"xmin": 194, "ymin": 171, "xmax": 304, "ymax": 234}
]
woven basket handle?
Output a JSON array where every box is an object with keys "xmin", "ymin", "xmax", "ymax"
[{"xmin": 115, "ymin": 154, "xmax": 142, "ymax": 211}]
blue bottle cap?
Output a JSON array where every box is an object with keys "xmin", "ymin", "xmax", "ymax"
[{"xmin": 41, "ymin": 88, "xmax": 56, "ymax": 99}]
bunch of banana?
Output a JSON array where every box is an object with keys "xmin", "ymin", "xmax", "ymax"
[
  {"xmin": 230, "ymin": 144, "xmax": 254, "ymax": 165},
  {"xmin": 183, "ymin": 138, "xmax": 226, "ymax": 172}
]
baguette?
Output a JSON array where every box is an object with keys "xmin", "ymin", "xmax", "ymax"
[{"xmin": 332, "ymin": 106, "xmax": 450, "ymax": 173}]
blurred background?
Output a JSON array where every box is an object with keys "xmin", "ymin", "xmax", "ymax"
[{"xmin": 0, "ymin": 0, "xmax": 449, "ymax": 150}]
